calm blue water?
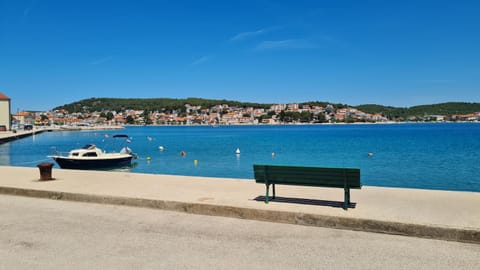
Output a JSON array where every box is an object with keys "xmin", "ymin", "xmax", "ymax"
[{"xmin": 1, "ymin": 123, "xmax": 479, "ymax": 192}]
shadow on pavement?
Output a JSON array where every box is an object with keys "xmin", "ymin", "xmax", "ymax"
[{"xmin": 253, "ymin": 196, "xmax": 357, "ymax": 209}]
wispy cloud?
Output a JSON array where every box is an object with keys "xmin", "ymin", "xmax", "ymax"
[
  {"xmin": 254, "ymin": 39, "xmax": 317, "ymax": 51},
  {"xmin": 90, "ymin": 56, "xmax": 113, "ymax": 65},
  {"xmin": 229, "ymin": 27, "xmax": 277, "ymax": 42},
  {"xmin": 190, "ymin": 56, "xmax": 210, "ymax": 66}
]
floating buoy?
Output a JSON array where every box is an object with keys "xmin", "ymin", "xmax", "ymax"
[
  {"xmin": 368, "ymin": 152, "xmax": 374, "ymax": 157},
  {"xmin": 235, "ymin": 148, "xmax": 241, "ymax": 155},
  {"xmin": 272, "ymin": 152, "xmax": 276, "ymax": 158},
  {"xmin": 194, "ymin": 160, "xmax": 198, "ymax": 166},
  {"xmin": 146, "ymin": 156, "xmax": 151, "ymax": 161},
  {"xmin": 158, "ymin": 146, "xmax": 164, "ymax": 151}
]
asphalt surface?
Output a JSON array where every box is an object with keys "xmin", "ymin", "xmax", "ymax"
[{"xmin": 1, "ymin": 195, "xmax": 478, "ymax": 270}]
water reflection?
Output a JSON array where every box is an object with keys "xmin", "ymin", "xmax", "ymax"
[{"xmin": 0, "ymin": 142, "xmax": 11, "ymax": 165}]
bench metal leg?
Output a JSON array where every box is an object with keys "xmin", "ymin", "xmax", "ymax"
[
  {"xmin": 343, "ymin": 188, "xmax": 350, "ymax": 210},
  {"xmin": 265, "ymin": 184, "xmax": 275, "ymax": 203},
  {"xmin": 265, "ymin": 184, "xmax": 270, "ymax": 203}
]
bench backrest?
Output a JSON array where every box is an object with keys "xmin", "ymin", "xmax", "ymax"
[{"xmin": 253, "ymin": 164, "xmax": 361, "ymax": 189}]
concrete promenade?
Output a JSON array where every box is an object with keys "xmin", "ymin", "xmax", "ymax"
[
  {"xmin": 0, "ymin": 165, "xmax": 479, "ymax": 243},
  {"xmin": 0, "ymin": 125, "xmax": 124, "ymax": 144},
  {"xmin": 0, "ymin": 128, "xmax": 51, "ymax": 144}
]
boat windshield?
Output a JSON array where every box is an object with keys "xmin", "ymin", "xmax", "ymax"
[{"xmin": 81, "ymin": 144, "xmax": 96, "ymax": 150}]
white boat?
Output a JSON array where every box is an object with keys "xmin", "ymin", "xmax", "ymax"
[{"xmin": 49, "ymin": 135, "xmax": 136, "ymax": 170}]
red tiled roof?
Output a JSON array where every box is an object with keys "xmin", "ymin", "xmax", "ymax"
[
  {"xmin": 13, "ymin": 111, "xmax": 31, "ymax": 117},
  {"xmin": 0, "ymin": 92, "xmax": 10, "ymax": 100}
]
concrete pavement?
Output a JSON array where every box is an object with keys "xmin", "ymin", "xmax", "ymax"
[
  {"xmin": 0, "ymin": 129, "xmax": 49, "ymax": 143},
  {"xmin": 0, "ymin": 165, "xmax": 479, "ymax": 243},
  {"xmin": 0, "ymin": 126, "xmax": 123, "ymax": 144},
  {"xmin": 2, "ymin": 195, "xmax": 479, "ymax": 270}
]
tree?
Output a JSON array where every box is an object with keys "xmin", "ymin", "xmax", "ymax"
[
  {"xmin": 125, "ymin": 115, "xmax": 135, "ymax": 124},
  {"xmin": 278, "ymin": 110, "xmax": 286, "ymax": 122},
  {"xmin": 106, "ymin": 112, "xmax": 114, "ymax": 121},
  {"xmin": 345, "ymin": 116, "xmax": 355, "ymax": 123},
  {"xmin": 299, "ymin": 111, "xmax": 312, "ymax": 123},
  {"xmin": 282, "ymin": 111, "xmax": 301, "ymax": 122},
  {"xmin": 256, "ymin": 114, "xmax": 271, "ymax": 122},
  {"xmin": 315, "ymin": 113, "xmax": 326, "ymax": 123},
  {"xmin": 142, "ymin": 111, "xmax": 152, "ymax": 125}
]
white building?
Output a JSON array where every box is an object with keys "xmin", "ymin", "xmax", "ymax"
[{"xmin": 0, "ymin": 92, "xmax": 11, "ymax": 131}]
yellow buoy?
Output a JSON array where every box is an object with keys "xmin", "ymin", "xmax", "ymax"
[
  {"xmin": 194, "ymin": 160, "xmax": 198, "ymax": 166},
  {"xmin": 146, "ymin": 157, "xmax": 151, "ymax": 161}
]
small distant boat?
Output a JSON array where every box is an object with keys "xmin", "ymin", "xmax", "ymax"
[{"xmin": 49, "ymin": 134, "xmax": 136, "ymax": 170}]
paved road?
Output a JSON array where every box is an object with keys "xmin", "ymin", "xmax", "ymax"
[{"xmin": 0, "ymin": 195, "xmax": 478, "ymax": 270}]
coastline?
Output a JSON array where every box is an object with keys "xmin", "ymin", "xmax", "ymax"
[
  {"xmin": 0, "ymin": 125, "xmax": 124, "ymax": 144},
  {"xmin": 0, "ymin": 128, "xmax": 52, "ymax": 144},
  {"xmin": 2, "ymin": 122, "xmax": 480, "ymax": 193},
  {"xmin": 123, "ymin": 120, "xmax": 480, "ymax": 127}
]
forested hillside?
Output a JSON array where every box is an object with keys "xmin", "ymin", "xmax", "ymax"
[
  {"xmin": 355, "ymin": 102, "xmax": 480, "ymax": 117},
  {"xmin": 54, "ymin": 98, "xmax": 480, "ymax": 117},
  {"xmin": 54, "ymin": 97, "xmax": 271, "ymax": 113}
]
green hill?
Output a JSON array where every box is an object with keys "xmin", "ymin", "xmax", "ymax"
[
  {"xmin": 355, "ymin": 102, "xmax": 480, "ymax": 118},
  {"xmin": 53, "ymin": 98, "xmax": 480, "ymax": 118},
  {"xmin": 54, "ymin": 97, "xmax": 271, "ymax": 113}
]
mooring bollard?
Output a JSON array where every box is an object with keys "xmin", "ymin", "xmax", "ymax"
[{"xmin": 37, "ymin": 162, "xmax": 54, "ymax": 181}]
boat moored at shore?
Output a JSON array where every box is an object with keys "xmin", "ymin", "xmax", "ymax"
[{"xmin": 49, "ymin": 134, "xmax": 136, "ymax": 170}]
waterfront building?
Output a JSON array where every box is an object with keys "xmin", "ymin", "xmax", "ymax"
[
  {"xmin": 287, "ymin": 103, "xmax": 299, "ymax": 111},
  {"xmin": 270, "ymin": 104, "xmax": 286, "ymax": 112},
  {"xmin": 0, "ymin": 92, "xmax": 11, "ymax": 131},
  {"xmin": 12, "ymin": 111, "xmax": 35, "ymax": 126}
]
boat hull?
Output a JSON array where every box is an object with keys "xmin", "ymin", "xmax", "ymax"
[{"xmin": 51, "ymin": 156, "xmax": 133, "ymax": 170}]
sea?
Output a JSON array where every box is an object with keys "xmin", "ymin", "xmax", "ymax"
[{"xmin": 1, "ymin": 123, "xmax": 479, "ymax": 192}]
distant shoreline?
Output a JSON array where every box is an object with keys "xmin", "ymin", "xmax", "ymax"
[
  {"xmin": 3, "ymin": 121, "xmax": 479, "ymax": 138},
  {"xmin": 122, "ymin": 121, "xmax": 480, "ymax": 127},
  {"xmin": 0, "ymin": 125, "xmax": 124, "ymax": 144}
]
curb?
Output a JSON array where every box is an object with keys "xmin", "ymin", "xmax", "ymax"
[{"xmin": 0, "ymin": 186, "xmax": 478, "ymax": 244}]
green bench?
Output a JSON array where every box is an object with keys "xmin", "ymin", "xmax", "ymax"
[{"xmin": 253, "ymin": 164, "xmax": 361, "ymax": 210}]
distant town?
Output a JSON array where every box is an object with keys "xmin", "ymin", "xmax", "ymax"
[
  {"xmin": 2, "ymin": 93, "xmax": 480, "ymax": 130},
  {"xmin": 10, "ymin": 102, "xmax": 480, "ymax": 128}
]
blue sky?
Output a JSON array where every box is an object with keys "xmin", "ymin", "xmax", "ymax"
[{"xmin": 1, "ymin": 0, "xmax": 479, "ymax": 111}]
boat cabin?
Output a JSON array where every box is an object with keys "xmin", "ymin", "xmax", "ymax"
[{"xmin": 69, "ymin": 144, "xmax": 104, "ymax": 158}]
